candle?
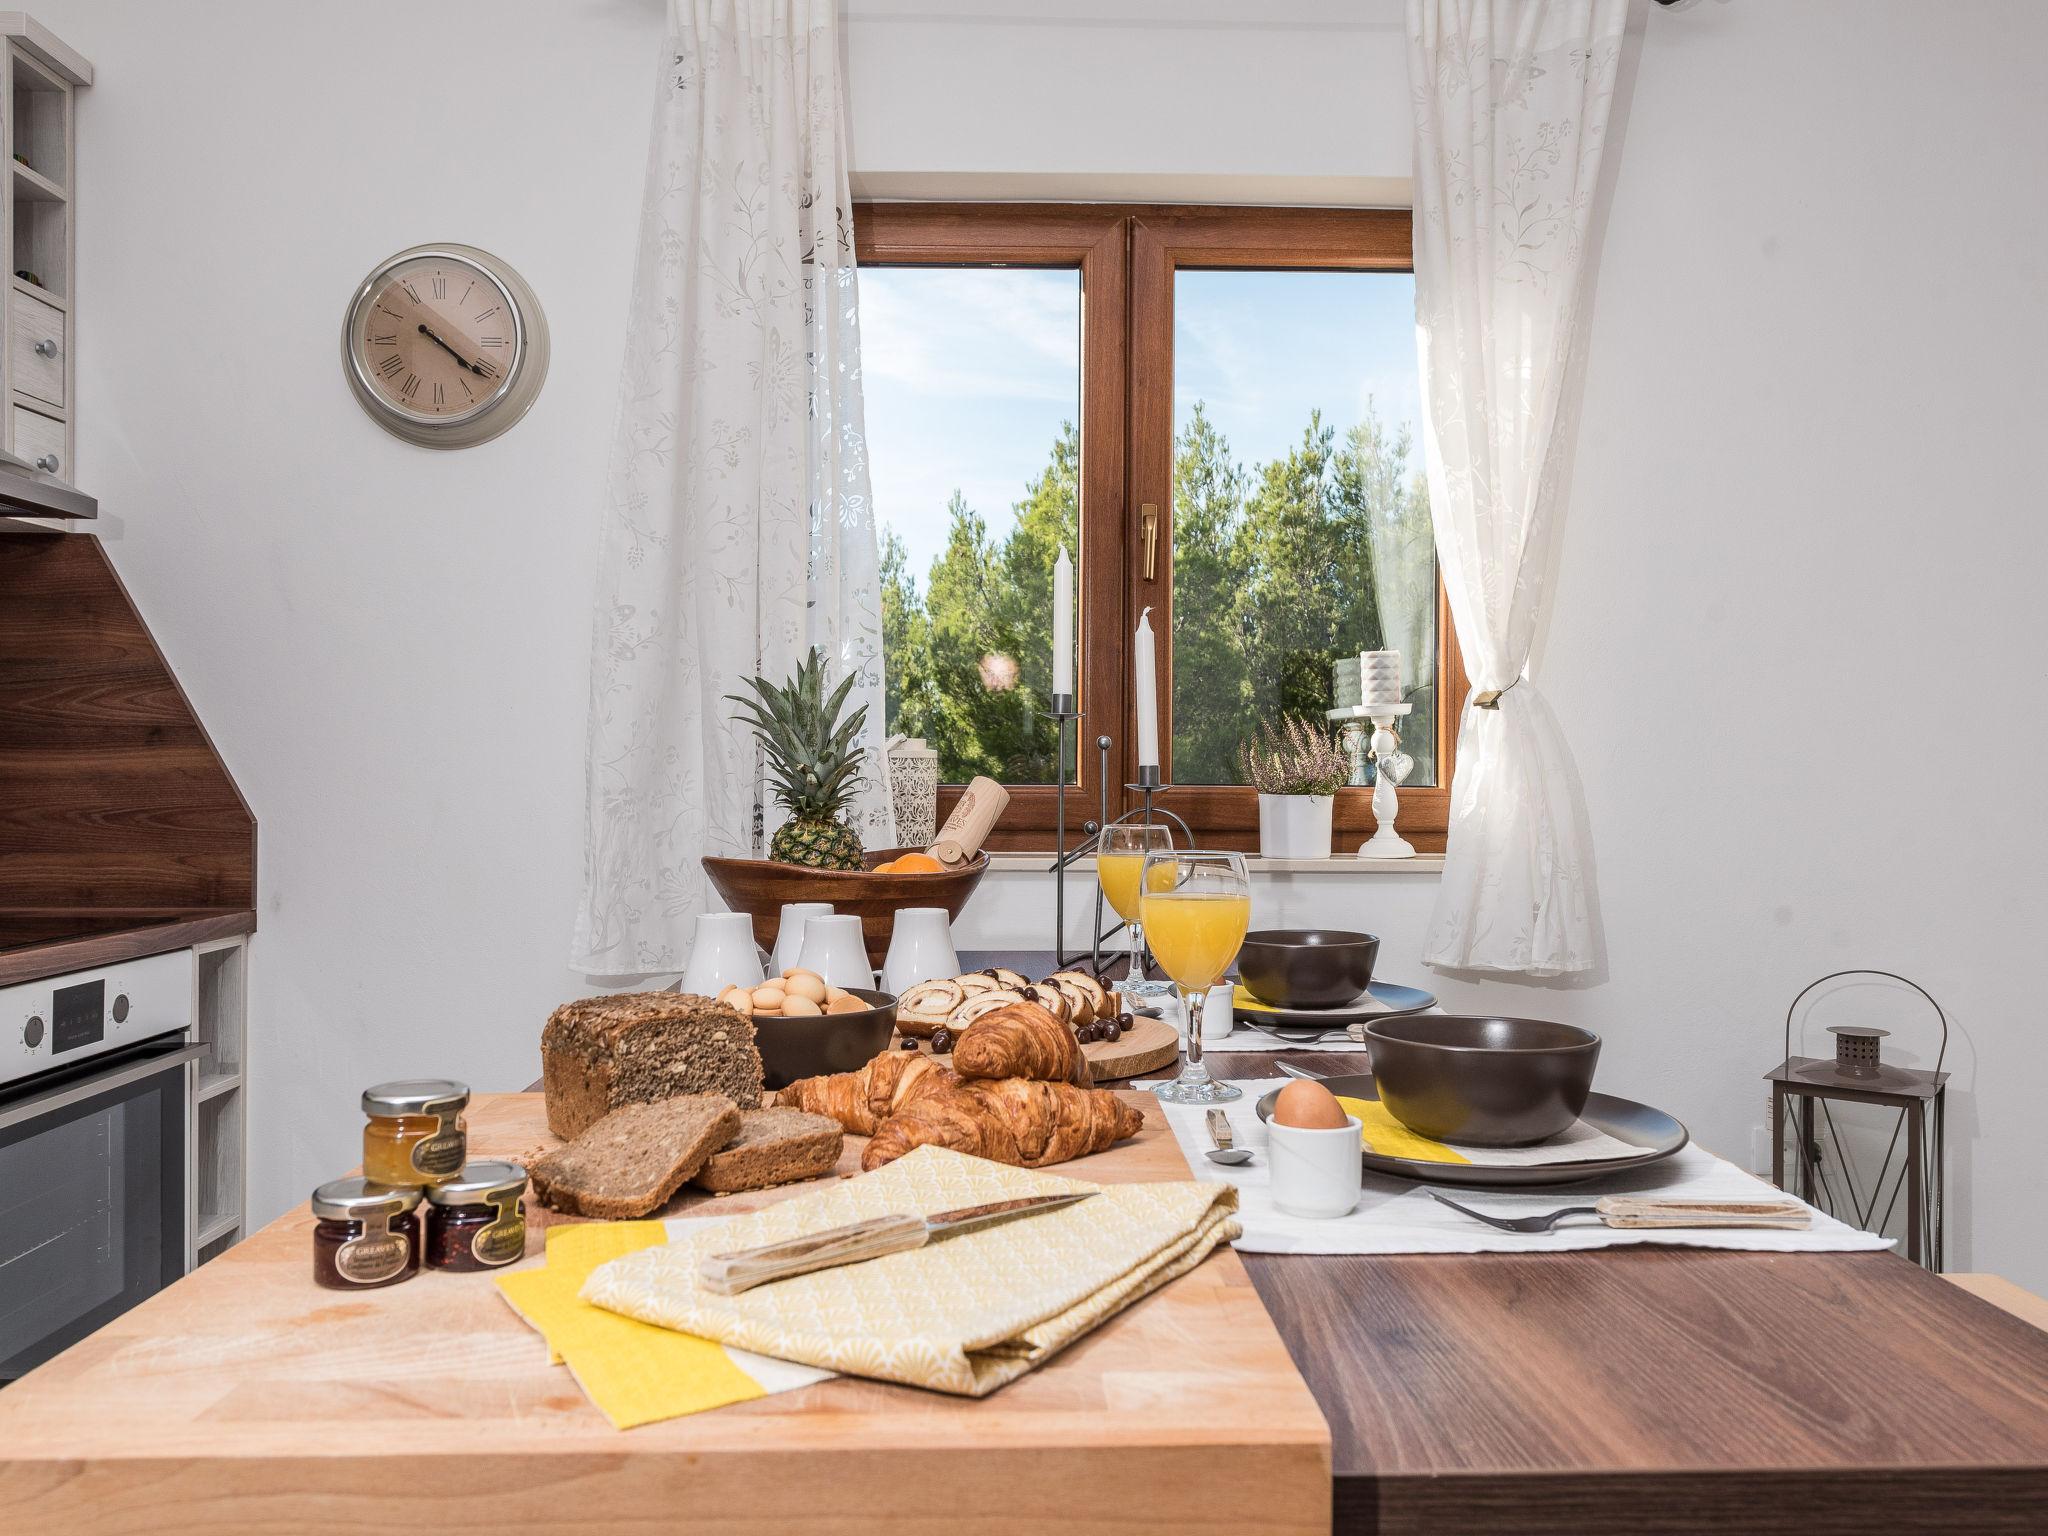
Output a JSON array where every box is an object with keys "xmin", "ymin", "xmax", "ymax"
[
  {"xmin": 1053, "ymin": 547, "xmax": 1074, "ymax": 700},
  {"xmin": 1134, "ymin": 607, "xmax": 1160, "ymax": 768},
  {"xmin": 1359, "ymin": 649, "xmax": 1403, "ymax": 709}
]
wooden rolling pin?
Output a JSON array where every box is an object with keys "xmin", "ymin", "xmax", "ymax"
[{"xmin": 928, "ymin": 776, "xmax": 1009, "ymax": 867}]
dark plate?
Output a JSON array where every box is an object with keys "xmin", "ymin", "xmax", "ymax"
[
  {"xmin": 1232, "ymin": 980, "xmax": 1437, "ymax": 1032},
  {"xmin": 1253, "ymin": 1073, "xmax": 1690, "ymax": 1187}
]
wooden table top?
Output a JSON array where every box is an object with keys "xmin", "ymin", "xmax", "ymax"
[{"xmin": 0, "ymin": 1090, "xmax": 1330, "ymax": 1536}]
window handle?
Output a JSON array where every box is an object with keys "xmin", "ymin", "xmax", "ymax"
[{"xmin": 1141, "ymin": 503, "xmax": 1160, "ymax": 581}]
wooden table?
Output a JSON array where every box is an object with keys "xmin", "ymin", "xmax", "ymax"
[{"xmin": 0, "ymin": 1091, "xmax": 1330, "ymax": 1535}]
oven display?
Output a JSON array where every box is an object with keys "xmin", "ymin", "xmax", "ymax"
[{"xmin": 51, "ymin": 980, "xmax": 105, "ymax": 1055}]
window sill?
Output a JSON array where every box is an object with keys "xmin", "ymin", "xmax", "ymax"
[{"xmin": 986, "ymin": 853, "xmax": 1444, "ymax": 876}]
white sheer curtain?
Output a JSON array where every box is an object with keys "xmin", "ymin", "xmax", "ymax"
[
  {"xmin": 571, "ymin": 0, "xmax": 892, "ymax": 977},
  {"xmin": 1408, "ymin": 0, "xmax": 1625, "ymax": 976}
]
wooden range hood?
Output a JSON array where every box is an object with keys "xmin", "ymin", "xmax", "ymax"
[{"xmin": 0, "ymin": 477, "xmax": 255, "ymax": 985}]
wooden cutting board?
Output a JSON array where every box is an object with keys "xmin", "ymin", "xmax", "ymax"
[{"xmin": 892, "ymin": 1013, "xmax": 1179, "ymax": 1082}]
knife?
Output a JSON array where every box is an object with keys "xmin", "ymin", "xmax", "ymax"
[{"xmin": 697, "ymin": 1192, "xmax": 1096, "ymax": 1296}]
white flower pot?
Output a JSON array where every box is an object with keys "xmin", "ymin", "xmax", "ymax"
[{"xmin": 1257, "ymin": 793, "xmax": 1334, "ymax": 859}]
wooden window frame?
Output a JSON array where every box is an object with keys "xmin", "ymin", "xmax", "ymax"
[{"xmin": 855, "ymin": 202, "xmax": 1464, "ymax": 854}]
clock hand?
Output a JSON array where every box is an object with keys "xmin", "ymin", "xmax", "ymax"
[{"xmin": 417, "ymin": 322, "xmax": 486, "ymax": 375}]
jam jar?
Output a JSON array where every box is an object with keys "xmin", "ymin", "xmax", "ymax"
[
  {"xmin": 361, "ymin": 1079, "xmax": 470, "ymax": 1186},
  {"xmin": 424, "ymin": 1160, "xmax": 529, "ymax": 1272},
  {"xmin": 311, "ymin": 1177, "xmax": 423, "ymax": 1289}
]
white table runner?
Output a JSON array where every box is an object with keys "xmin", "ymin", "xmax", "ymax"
[{"xmin": 1155, "ymin": 1078, "xmax": 1895, "ymax": 1257}]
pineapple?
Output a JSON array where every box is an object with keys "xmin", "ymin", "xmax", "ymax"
[{"xmin": 728, "ymin": 647, "xmax": 869, "ymax": 870}]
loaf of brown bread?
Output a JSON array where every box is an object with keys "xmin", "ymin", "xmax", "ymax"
[
  {"xmin": 691, "ymin": 1107, "xmax": 844, "ymax": 1193},
  {"xmin": 542, "ymin": 992, "xmax": 763, "ymax": 1139},
  {"xmin": 529, "ymin": 1094, "xmax": 741, "ymax": 1219}
]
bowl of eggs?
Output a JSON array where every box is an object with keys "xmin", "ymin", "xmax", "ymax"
[{"xmin": 718, "ymin": 969, "xmax": 898, "ymax": 1090}]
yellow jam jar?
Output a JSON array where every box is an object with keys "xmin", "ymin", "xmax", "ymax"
[{"xmin": 361, "ymin": 1079, "xmax": 470, "ymax": 1186}]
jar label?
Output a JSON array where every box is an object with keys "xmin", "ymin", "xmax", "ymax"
[
  {"xmin": 335, "ymin": 1231, "xmax": 409, "ymax": 1285},
  {"xmin": 411, "ymin": 1130, "xmax": 465, "ymax": 1179},
  {"xmin": 472, "ymin": 1214, "xmax": 526, "ymax": 1268}
]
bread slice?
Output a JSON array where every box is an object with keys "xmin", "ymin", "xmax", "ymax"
[
  {"xmin": 542, "ymin": 992, "xmax": 763, "ymax": 1139},
  {"xmin": 691, "ymin": 1108, "xmax": 844, "ymax": 1194},
  {"xmin": 529, "ymin": 1094, "xmax": 741, "ymax": 1219}
]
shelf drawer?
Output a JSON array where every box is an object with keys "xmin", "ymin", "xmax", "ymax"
[
  {"xmin": 12, "ymin": 402, "xmax": 66, "ymax": 476},
  {"xmin": 10, "ymin": 288, "xmax": 66, "ymax": 407}
]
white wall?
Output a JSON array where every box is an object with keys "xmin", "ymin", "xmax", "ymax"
[{"xmin": 37, "ymin": 0, "xmax": 2048, "ymax": 1287}]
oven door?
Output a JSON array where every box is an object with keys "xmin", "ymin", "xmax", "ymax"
[{"xmin": 0, "ymin": 1038, "xmax": 202, "ymax": 1384}]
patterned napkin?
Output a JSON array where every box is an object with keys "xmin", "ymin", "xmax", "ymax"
[
  {"xmin": 582, "ymin": 1145, "xmax": 1240, "ymax": 1396},
  {"xmin": 496, "ymin": 1219, "xmax": 830, "ymax": 1429}
]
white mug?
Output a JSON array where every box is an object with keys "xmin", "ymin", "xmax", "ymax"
[
  {"xmin": 795, "ymin": 913, "xmax": 873, "ymax": 992},
  {"xmin": 772, "ymin": 902, "xmax": 834, "ymax": 977},
  {"xmin": 1267, "ymin": 1116, "xmax": 1364, "ymax": 1219},
  {"xmin": 679, "ymin": 911, "xmax": 765, "ymax": 998},
  {"xmin": 1201, "ymin": 982, "xmax": 1237, "ymax": 1045},
  {"xmin": 882, "ymin": 907, "xmax": 959, "ymax": 996}
]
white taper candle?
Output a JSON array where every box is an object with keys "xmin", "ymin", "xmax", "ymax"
[
  {"xmin": 1053, "ymin": 547, "xmax": 1074, "ymax": 699},
  {"xmin": 1134, "ymin": 606, "xmax": 1160, "ymax": 768}
]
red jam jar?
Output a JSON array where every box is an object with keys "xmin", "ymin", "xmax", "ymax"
[
  {"xmin": 311, "ymin": 1178, "xmax": 422, "ymax": 1290},
  {"xmin": 423, "ymin": 1160, "xmax": 529, "ymax": 1272}
]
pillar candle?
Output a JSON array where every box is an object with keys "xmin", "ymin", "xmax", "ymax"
[
  {"xmin": 1053, "ymin": 547, "xmax": 1074, "ymax": 699},
  {"xmin": 1134, "ymin": 607, "xmax": 1160, "ymax": 768}
]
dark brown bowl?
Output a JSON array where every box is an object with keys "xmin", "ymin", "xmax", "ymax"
[
  {"xmin": 1363, "ymin": 1015, "xmax": 1601, "ymax": 1147},
  {"xmin": 1237, "ymin": 929, "xmax": 1380, "ymax": 1009},
  {"xmin": 701, "ymin": 848, "xmax": 989, "ymax": 967},
  {"xmin": 751, "ymin": 987, "xmax": 897, "ymax": 1091}
]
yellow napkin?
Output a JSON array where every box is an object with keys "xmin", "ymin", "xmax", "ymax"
[
  {"xmin": 582, "ymin": 1146, "xmax": 1240, "ymax": 1397},
  {"xmin": 496, "ymin": 1221, "xmax": 771, "ymax": 1428},
  {"xmin": 1335, "ymin": 1094, "xmax": 1474, "ymax": 1165}
]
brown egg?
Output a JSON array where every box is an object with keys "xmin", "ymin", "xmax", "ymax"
[
  {"xmin": 1272, "ymin": 1079, "xmax": 1350, "ymax": 1131},
  {"xmin": 782, "ymin": 995, "xmax": 823, "ymax": 1017},
  {"xmin": 784, "ymin": 972, "xmax": 828, "ymax": 1005},
  {"xmin": 826, "ymin": 993, "xmax": 870, "ymax": 1015},
  {"xmin": 781, "ymin": 967, "xmax": 824, "ymax": 985}
]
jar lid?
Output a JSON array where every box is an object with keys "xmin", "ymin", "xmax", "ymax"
[
  {"xmin": 362, "ymin": 1078, "xmax": 470, "ymax": 1118},
  {"xmin": 312, "ymin": 1176, "xmax": 423, "ymax": 1221},
  {"xmin": 424, "ymin": 1159, "xmax": 528, "ymax": 1206}
]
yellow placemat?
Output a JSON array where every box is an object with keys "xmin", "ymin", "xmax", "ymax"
[
  {"xmin": 582, "ymin": 1145, "xmax": 1240, "ymax": 1397},
  {"xmin": 497, "ymin": 1220, "xmax": 779, "ymax": 1428},
  {"xmin": 1334, "ymin": 1095, "xmax": 1474, "ymax": 1165}
]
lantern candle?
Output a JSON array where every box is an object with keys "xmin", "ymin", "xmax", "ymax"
[{"xmin": 1359, "ymin": 649, "xmax": 1404, "ymax": 709}]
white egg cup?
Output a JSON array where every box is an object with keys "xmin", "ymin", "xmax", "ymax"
[
  {"xmin": 771, "ymin": 902, "xmax": 834, "ymax": 978},
  {"xmin": 678, "ymin": 911, "xmax": 766, "ymax": 998},
  {"xmin": 1267, "ymin": 1115, "xmax": 1364, "ymax": 1219},
  {"xmin": 881, "ymin": 907, "xmax": 960, "ymax": 997},
  {"xmin": 795, "ymin": 913, "xmax": 874, "ymax": 992}
]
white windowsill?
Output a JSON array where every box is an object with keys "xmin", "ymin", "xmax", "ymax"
[{"xmin": 987, "ymin": 853, "xmax": 1444, "ymax": 876}]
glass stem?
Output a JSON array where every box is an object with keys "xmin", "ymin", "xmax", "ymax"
[
  {"xmin": 1178, "ymin": 985, "xmax": 1211, "ymax": 1086},
  {"xmin": 1126, "ymin": 920, "xmax": 1146, "ymax": 984}
]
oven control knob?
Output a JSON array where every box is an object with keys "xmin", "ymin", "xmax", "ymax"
[
  {"xmin": 23, "ymin": 1015, "xmax": 43, "ymax": 1048},
  {"xmin": 112, "ymin": 993, "xmax": 130, "ymax": 1023}
]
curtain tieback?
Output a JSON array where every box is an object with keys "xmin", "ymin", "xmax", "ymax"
[{"xmin": 1472, "ymin": 677, "xmax": 1523, "ymax": 711}]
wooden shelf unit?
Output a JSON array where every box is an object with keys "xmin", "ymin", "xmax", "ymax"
[
  {"xmin": 0, "ymin": 16, "xmax": 87, "ymax": 483},
  {"xmin": 190, "ymin": 936, "xmax": 249, "ymax": 1266}
]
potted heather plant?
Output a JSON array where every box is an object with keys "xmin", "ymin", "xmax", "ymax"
[{"xmin": 1240, "ymin": 716, "xmax": 1350, "ymax": 859}]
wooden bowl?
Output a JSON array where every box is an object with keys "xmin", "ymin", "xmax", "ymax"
[{"xmin": 700, "ymin": 847, "xmax": 989, "ymax": 968}]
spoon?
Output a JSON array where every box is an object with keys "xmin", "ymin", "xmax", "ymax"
[
  {"xmin": 1205, "ymin": 1108, "xmax": 1253, "ymax": 1165},
  {"xmin": 1275, "ymin": 1060, "xmax": 1329, "ymax": 1082}
]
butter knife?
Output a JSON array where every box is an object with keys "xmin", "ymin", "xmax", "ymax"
[{"xmin": 698, "ymin": 1192, "xmax": 1096, "ymax": 1296}]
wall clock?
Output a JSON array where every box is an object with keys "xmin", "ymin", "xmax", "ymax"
[{"xmin": 341, "ymin": 244, "xmax": 549, "ymax": 449}]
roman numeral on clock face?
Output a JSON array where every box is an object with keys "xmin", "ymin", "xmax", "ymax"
[
  {"xmin": 401, "ymin": 280, "xmax": 421, "ymax": 304},
  {"xmin": 431, "ymin": 274, "xmax": 447, "ymax": 298},
  {"xmin": 400, "ymin": 373, "xmax": 419, "ymax": 399},
  {"xmin": 369, "ymin": 333, "xmax": 397, "ymax": 347},
  {"xmin": 377, "ymin": 354, "xmax": 403, "ymax": 378},
  {"xmin": 474, "ymin": 304, "xmax": 501, "ymax": 323}
]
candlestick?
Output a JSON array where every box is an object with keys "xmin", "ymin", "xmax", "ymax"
[
  {"xmin": 1134, "ymin": 607, "xmax": 1160, "ymax": 769},
  {"xmin": 1356, "ymin": 703, "xmax": 1415, "ymax": 860},
  {"xmin": 1052, "ymin": 547, "xmax": 1074, "ymax": 700}
]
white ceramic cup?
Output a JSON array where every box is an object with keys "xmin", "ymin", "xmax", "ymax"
[
  {"xmin": 1267, "ymin": 1116, "xmax": 1364, "ymax": 1220},
  {"xmin": 882, "ymin": 907, "xmax": 959, "ymax": 996},
  {"xmin": 795, "ymin": 913, "xmax": 874, "ymax": 992},
  {"xmin": 771, "ymin": 902, "xmax": 834, "ymax": 977},
  {"xmin": 1201, "ymin": 982, "xmax": 1237, "ymax": 1044},
  {"xmin": 678, "ymin": 911, "xmax": 765, "ymax": 997}
]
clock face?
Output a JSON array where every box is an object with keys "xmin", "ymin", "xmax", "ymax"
[{"xmin": 342, "ymin": 245, "xmax": 549, "ymax": 448}]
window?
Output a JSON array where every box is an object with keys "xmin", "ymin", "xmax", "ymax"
[{"xmin": 856, "ymin": 205, "xmax": 1464, "ymax": 852}]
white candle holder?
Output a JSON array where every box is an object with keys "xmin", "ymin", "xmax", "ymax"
[{"xmin": 1330, "ymin": 702, "xmax": 1414, "ymax": 859}]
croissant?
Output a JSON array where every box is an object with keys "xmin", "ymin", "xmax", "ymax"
[
  {"xmin": 774, "ymin": 1050, "xmax": 958, "ymax": 1135},
  {"xmin": 952, "ymin": 1000, "xmax": 1092, "ymax": 1087},
  {"xmin": 861, "ymin": 1076, "xmax": 1143, "ymax": 1171}
]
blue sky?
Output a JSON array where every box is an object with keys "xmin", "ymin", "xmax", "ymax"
[{"xmin": 860, "ymin": 264, "xmax": 1421, "ymax": 585}]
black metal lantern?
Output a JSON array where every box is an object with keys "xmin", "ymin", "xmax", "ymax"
[{"xmin": 1766, "ymin": 970, "xmax": 1948, "ymax": 1268}]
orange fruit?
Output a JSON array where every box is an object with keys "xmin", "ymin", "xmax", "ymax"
[
  {"xmin": 889, "ymin": 853, "xmax": 944, "ymax": 874},
  {"xmin": 872, "ymin": 858, "xmax": 900, "ymax": 873}
]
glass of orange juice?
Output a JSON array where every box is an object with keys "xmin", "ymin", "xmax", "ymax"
[
  {"xmin": 1139, "ymin": 849, "xmax": 1251, "ymax": 1105},
  {"xmin": 1096, "ymin": 822, "xmax": 1176, "ymax": 1007}
]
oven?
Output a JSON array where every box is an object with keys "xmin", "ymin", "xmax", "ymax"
[{"xmin": 0, "ymin": 951, "xmax": 199, "ymax": 1384}]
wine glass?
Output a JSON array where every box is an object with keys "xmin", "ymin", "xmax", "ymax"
[
  {"xmin": 1096, "ymin": 822, "xmax": 1175, "ymax": 1007},
  {"xmin": 1139, "ymin": 849, "xmax": 1250, "ymax": 1105}
]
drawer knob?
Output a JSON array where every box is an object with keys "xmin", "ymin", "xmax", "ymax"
[
  {"xmin": 33, "ymin": 337, "xmax": 57, "ymax": 358},
  {"xmin": 34, "ymin": 453, "xmax": 58, "ymax": 473}
]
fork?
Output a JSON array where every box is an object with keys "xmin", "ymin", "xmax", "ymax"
[{"xmin": 1426, "ymin": 1189, "xmax": 1811, "ymax": 1234}]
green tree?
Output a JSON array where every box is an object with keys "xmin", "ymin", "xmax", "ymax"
[{"xmin": 1168, "ymin": 402, "xmax": 1253, "ymax": 783}]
